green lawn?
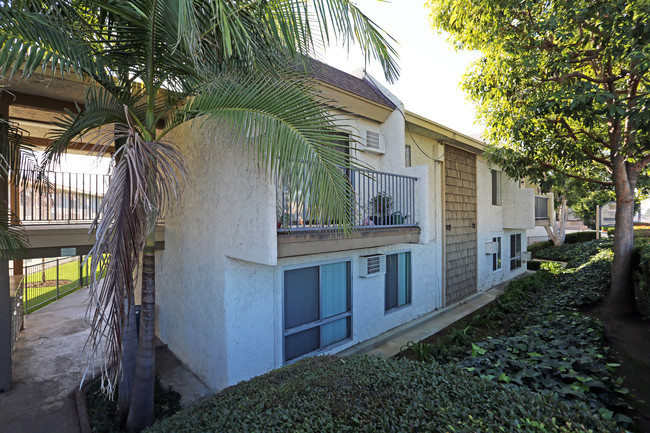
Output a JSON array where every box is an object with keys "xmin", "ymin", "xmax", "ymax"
[{"xmin": 23, "ymin": 257, "xmax": 105, "ymax": 312}]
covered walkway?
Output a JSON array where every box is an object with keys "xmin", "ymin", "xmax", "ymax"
[
  {"xmin": 0, "ymin": 286, "xmax": 210, "ymax": 433},
  {"xmin": 0, "ymin": 286, "xmax": 92, "ymax": 433}
]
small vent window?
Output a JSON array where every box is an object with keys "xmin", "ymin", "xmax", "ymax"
[
  {"xmin": 367, "ymin": 256, "xmax": 382, "ymax": 274},
  {"xmin": 366, "ymin": 130, "xmax": 381, "ymax": 150},
  {"xmin": 359, "ymin": 254, "xmax": 386, "ymax": 277}
]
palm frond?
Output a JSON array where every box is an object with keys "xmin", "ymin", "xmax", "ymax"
[
  {"xmin": 83, "ymin": 107, "xmax": 187, "ymax": 395},
  {"xmin": 0, "ymin": 207, "xmax": 28, "ymax": 259},
  {"xmin": 0, "ymin": 4, "xmax": 111, "ymax": 81},
  {"xmin": 179, "ymin": 71, "xmax": 366, "ymax": 232}
]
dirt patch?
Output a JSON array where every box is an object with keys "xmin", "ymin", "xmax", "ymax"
[
  {"xmin": 26, "ymin": 280, "xmax": 73, "ymax": 289},
  {"xmin": 586, "ymin": 305, "xmax": 650, "ymax": 433}
]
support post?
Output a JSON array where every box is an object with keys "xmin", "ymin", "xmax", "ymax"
[
  {"xmin": 10, "ymin": 180, "xmax": 22, "ymax": 276},
  {"xmin": 56, "ymin": 259, "xmax": 59, "ymax": 299},
  {"xmin": 0, "ymin": 95, "xmax": 12, "ymax": 391},
  {"xmin": 596, "ymin": 205, "xmax": 601, "ymax": 239}
]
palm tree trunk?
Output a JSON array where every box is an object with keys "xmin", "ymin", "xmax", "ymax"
[
  {"xmin": 125, "ymin": 231, "xmax": 156, "ymax": 431},
  {"xmin": 117, "ymin": 292, "xmax": 137, "ymax": 415}
]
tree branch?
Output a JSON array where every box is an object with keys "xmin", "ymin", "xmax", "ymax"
[
  {"xmin": 553, "ymin": 118, "xmax": 612, "ymax": 167},
  {"xmin": 540, "ymin": 163, "xmax": 614, "ymax": 186},
  {"xmin": 544, "ymin": 71, "xmax": 627, "ymax": 84}
]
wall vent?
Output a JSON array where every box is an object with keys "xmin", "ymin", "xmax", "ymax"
[
  {"xmin": 359, "ymin": 254, "xmax": 386, "ymax": 277},
  {"xmin": 362, "ymin": 130, "xmax": 385, "ymax": 154}
]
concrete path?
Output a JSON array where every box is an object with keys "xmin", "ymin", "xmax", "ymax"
[
  {"xmin": 340, "ymin": 281, "xmax": 510, "ymax": 358},
  {"xmin": 0, "ymin": 287, "xmax": 92, "ymax": 433},
  {"xmin": 0, "ymin": 287, "xmax": 211, "ymax": 433}
]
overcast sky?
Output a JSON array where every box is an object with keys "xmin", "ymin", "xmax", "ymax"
[{"xmin": 321, "ymin": 0, "xmax": 483, "ymax": 137}]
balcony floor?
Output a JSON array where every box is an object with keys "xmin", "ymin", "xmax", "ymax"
[{"xmin": 277, "ymin": 226, "xmax": 420, "ymax": 258}]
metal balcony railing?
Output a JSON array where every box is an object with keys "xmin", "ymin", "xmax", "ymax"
[
  {"xmin": 535, "ymin": 196, "xmax": 549, "ymax": 220},
  {"xmin": 276, "ymin": 164, "xmax": 417, "ymax": 231},
  {"xmin": 16, "ymin": 171, "xmax": 110, "ymax": 224}
]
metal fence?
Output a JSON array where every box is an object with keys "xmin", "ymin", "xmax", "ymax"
[
  {"xmin": 17, "ymin": 171, "xmax": 110, "ymax": 224},
  {"xmin": 535, "ymin": 196, "xmax": 549, "ymax": 220},
  {"xmin": 276, "ymin": 164, "xmax": 417, "ymax": 231},
  {"xmin": 23, "ymin": 255, "xmax": 92, "ymax": 313},
  {"xmin": 11, "ymin": 282, "xmax": 23, "ymax": 352}
]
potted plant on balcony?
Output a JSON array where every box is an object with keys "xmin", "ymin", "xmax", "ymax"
[{"xmin": 369, "ymin": 192, "xmax": 393, "ymax": 225}]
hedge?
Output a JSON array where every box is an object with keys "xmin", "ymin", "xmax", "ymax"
[
  {"xmin": 146, "ymin": 356, "xmax": 616, "ymax": 433},
  {"xmin": 564, "ymin": 231, "xmax": 597, "ymax": 244},
  {"xmin": 606, "ymin": 227, "xmax": 650, "ymax": 238},
  {"xmin": 528, "ymin": 240, "xmax": 552, "ymax": 258}
]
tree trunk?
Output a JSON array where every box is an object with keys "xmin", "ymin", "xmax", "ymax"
[
  {"xmin": 125, "ymin": 232, "xmax": 156, "ymax": 432},
  {"xmin": 608, "ymin": 164, "xmax": 638, "ymax": 318},
  {"xmin": 544, "ymin": 195, "xmax": 568, "ymax": 246},
  {"xmin": 117, "ymin": 292, "xmax": 138, "ymax": 414}
]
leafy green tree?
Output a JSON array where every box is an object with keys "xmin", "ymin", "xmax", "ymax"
[
  {"xmin": 429, "ymin": 0, "xmax": 650, "ymax": 316},
  {"xmin": 0, "ymin": 1, "xmax": 398, "ymax": 430}
]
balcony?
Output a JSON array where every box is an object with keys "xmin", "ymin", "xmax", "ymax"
[
  {"xmin": 6, "ymin": 170, "xmax": 164, "ymax": 258},
  {"xmin": 17, "ymin": 170, "xmax": 109, "ymax": 224},
  {"xmin": 275, "ymin": 164, "xmax": 420, "ymax": 257}
]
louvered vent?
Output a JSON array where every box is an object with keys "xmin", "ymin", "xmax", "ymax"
[
  {"xmin": 366, "ymin": 131, "xmax": 380, "ymax": 149},
  {"xmin": 359, "ymin": 254, "xmax": 386, "ymax": 278},
  {"xmin": 362, "ymin": 130, "xmax": 385, "ymax": 154}
]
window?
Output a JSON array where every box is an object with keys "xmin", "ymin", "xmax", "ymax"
[
  {"xmin": 492, "ymin": 236, "xmax": 502, "ymax": 271},
  {"xmin": 385, "ymin": 252, "xmax": 412, "ymax": 311},
  {"xmin": 405, "ymin": 145, "xmax": 412, "ymax": 167},
  {"xmin": 283, "ymin": 262, "xmax": 351, "ymax": 362},
  {"xmin": 510, "ymin": 234, "xmax": 522, "ymax": 270},
  {"xmin": 491, "ymin": 170, "xmax": 502, "ymax": 206}
]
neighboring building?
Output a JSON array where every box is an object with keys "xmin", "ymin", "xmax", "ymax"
[{"xmin": 155, "ymin": 64, "xmax": 537, "ymax": 391}]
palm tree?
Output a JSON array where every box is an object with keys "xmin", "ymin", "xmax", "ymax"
[{"xmin": 0, "ymin": 1, "xmax": 398, "ymax": 430}]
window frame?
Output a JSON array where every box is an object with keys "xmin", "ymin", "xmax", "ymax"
[
  {"xmin": 384, "ymin": 250, "xmax": 413, "ymax": 313},
  {"xmin": 282, "ymin": 259, "xmax": 353, "ymax": 363},
  {"xmin": 491, "ymin": 170, "xmax": 502, "ymax": 206},
  {"xmin": 492, "ymin": 236, "xmax": 502, "ymax": 272},
  {"xmin": 510, "ymin": 233, "xmax": 522, "ymax": 270}
]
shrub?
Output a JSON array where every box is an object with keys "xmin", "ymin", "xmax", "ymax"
[
  {"xmin": 528, "ymin": 240, "xmax": 553, "ymax": 258},
  {"xmin": 146, "ymin": 356, "xmax": 616, "ymax": 433},
  {"xmin": 533, "ymin": 239, "xmax": 611, "ymax": 268},
  {"xmin": 564, "ymin": 231, "xmax": 597, "ymax": 244},
  {"xmin": 527, "ymin": 260, "xmax": 542, "ymax": 270}
]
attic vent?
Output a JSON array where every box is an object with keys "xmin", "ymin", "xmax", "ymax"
[
  {"xmin": 359, "ymin": 254, "xmax": 386, "ymax": 278},
  {"xmin": 362, "ymin": 130, "xmax": 385, "ymax": 154}
]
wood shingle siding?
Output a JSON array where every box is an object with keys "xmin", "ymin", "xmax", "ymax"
[{"xmin": 444, "ymin": 145, "xmax": 478, "ymax": 305}]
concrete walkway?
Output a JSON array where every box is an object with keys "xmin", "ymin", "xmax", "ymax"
[
  {"xmin": 0, "ymin": 287, "xmax": 210, "ymax": 433},
  {"xmin": 340, "ymin": 281, "xmax": 509, "ymax": 358}
]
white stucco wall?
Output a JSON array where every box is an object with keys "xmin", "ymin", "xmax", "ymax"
[
  {"xmin": 502, "ymin": 179, "xmax": 535, "ymax": 229},
  {"xmin": 156, "ymin": 121, "xmax": 277, "ymax": 390},
  {"xmin": 476, "ymin": 157, "xmax": 530, "ymax": 291}
]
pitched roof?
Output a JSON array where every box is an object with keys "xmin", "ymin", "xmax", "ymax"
[{"xmin": 310, "ymin": 60, "xmax": 396, "ymax": 109}]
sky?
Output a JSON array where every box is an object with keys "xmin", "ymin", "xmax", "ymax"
[{"xmin": 321, "ymin": 0, "xmax": 483, "ymax": 137}]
